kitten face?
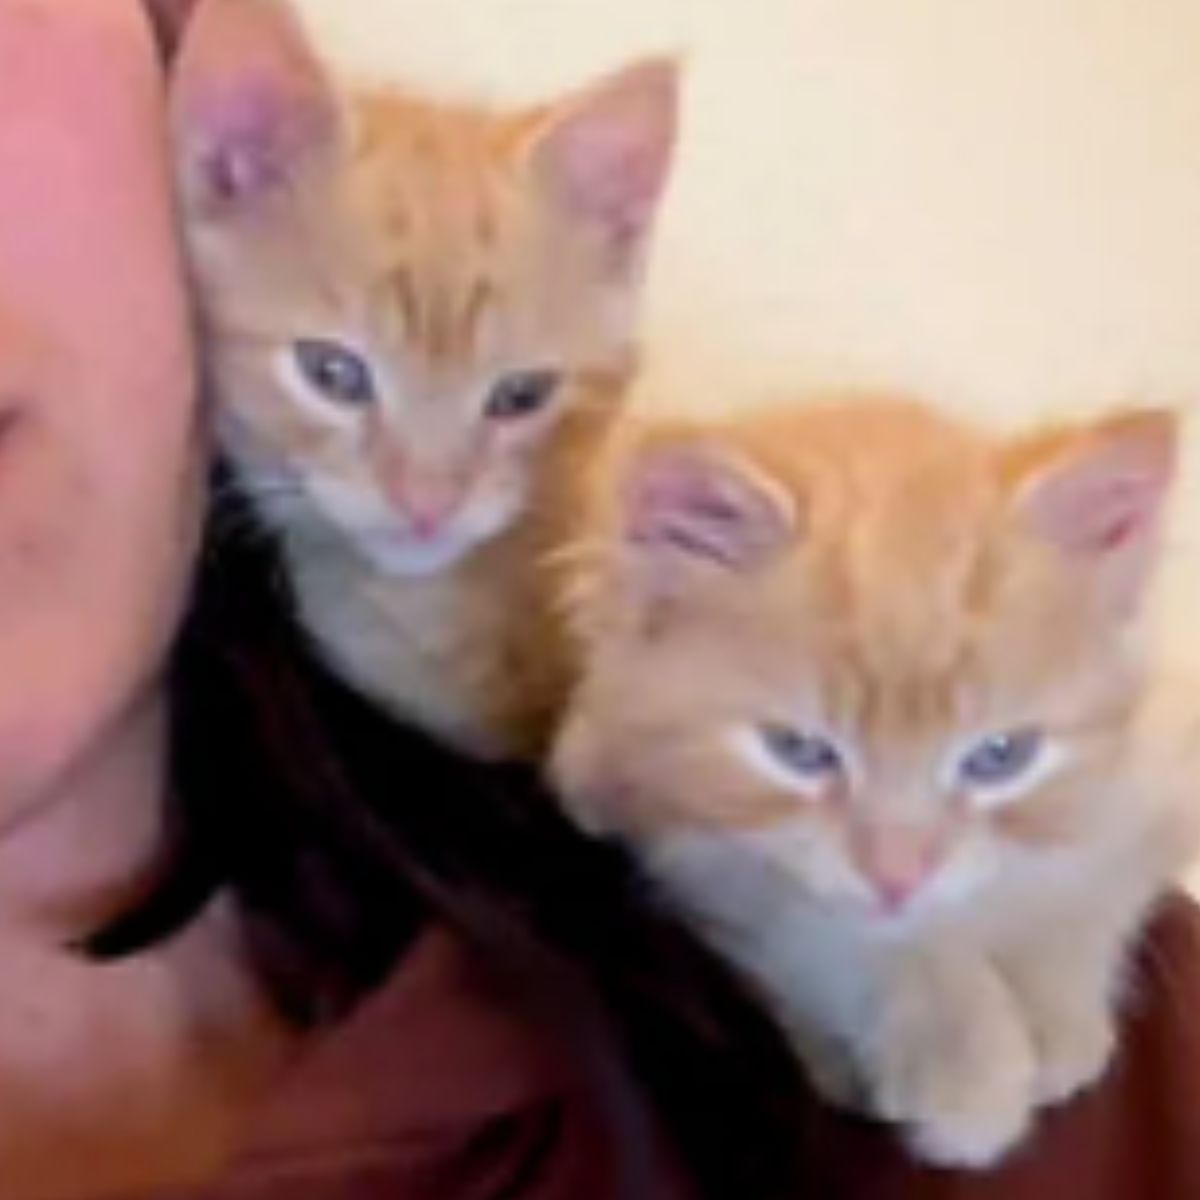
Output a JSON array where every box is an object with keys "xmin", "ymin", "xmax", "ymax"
[
  {"xmin": 172, "ymin": 3, "xmax": 678, "ymax": 574},
  {"xmin": 555, "ymin": 400, "xmax": 1176, "ymax": 925}
]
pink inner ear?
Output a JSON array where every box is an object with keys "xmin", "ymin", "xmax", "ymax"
[
  {"xmin": 534, "ymin": 59, "xmax": 678, "ymax": 252},
  {"xmin": 626, "ymin": 447, "xmax": 793, "ymax": 571},
  {"xmin": 1034, "ymin": 473, "xmax": 1159, "ymax": 554},
  {"xmin": 173, "ymin": 0, "xmax": 336, "ymax": 213},
  {"xmin": 190, "ymin": 80, "xmax": 307, "ymax": 206},
  {"xmin": 1021, "ymin": 415, "xmax": 1176, "ymax": 559}
]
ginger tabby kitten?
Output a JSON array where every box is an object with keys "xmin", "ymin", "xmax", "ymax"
[
  {"xmin": 554, "ymin": 396, "xmax": 1195, "ymax": 1167},
  {"xmin": 170, "ymin": 0, "xmax": 679, "ymax": 754}
]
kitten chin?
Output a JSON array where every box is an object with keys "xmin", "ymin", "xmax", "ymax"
[
  {"xmin": 355, "ymin": 535, "xmax": 475, "ymax": 579},
  {"xmin": 354, "ymin": 520, "xmax": 500, "ymax": 578}
]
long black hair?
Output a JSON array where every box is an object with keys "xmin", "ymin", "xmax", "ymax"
[{"xmin": 89, "ymin": 486, "xmax": 819, "ymax": 1199}]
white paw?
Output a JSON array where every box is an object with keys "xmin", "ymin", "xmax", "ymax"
[
  {"xmin": 875, "ymin": 1033, "xmax": 1036, "ymax": 1169},
  {"xmin": 904, "ymin": 1098, "xmax": 1031, "ymax": 1170},
  {"xmin": 1031, "ymin": 1006, "xmax": 1116, "ymax": 1106},
  {"xmin": 871, "ymin": 965, "xmax": 1038, "ymax": 1170}
]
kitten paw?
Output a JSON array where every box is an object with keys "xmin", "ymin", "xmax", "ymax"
[
  {"xmin": 903, "ymin": 1101, "xmax": 1031, "ymax": 1170},
  {"xmin": 1031, "ymin": 1006, "xmax": 1115, "ymax": 1106},
  {"xmin": 871, "ymin": 964, "xmax": 1038, "ymax": 1170},
  {"xmin": 877, "ymin": 1043, "xmax": 1035, "ymax": 1169}
]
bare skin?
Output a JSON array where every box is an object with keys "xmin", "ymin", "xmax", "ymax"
[{"xmin": 0, "ymin": 2, "xmax": 288, "ymax": 1195}]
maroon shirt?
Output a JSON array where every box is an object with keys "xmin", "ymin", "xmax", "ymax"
[
  {"xmin": 164, "ymin": 899, "xmax": 1200, "ymax": 1199},
  {"xmin": 165, "ymin": 929, "xmax": 691, "ymax": 1200}
]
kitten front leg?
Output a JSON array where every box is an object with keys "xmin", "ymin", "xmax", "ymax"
[
  {"xmin": 999, "ymin": 902, "xmax": 1143, "ymax": 1107},
  {"xmin": 868, "ymin": 944, "xmax": 1037, "ymax": 1169},
  {"xmin": 1012, "ymin": 970, "xmax": 1115, "ymax": 1109}
]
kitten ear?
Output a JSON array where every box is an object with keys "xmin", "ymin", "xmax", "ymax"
[
  {"xmin": 170, "ymin": 0, "xmax": 340, "ymax": 218},
  {"xmin": 621, "ymin": 440, "xmax": 796, "ymax": 579},
  {"xmin": 1009, "ymin": 408, "xmax": 1178, "ymax": 612},
  {"xmin": 526, "ymin": 57, "xmax": 680, "ymax": 269}
]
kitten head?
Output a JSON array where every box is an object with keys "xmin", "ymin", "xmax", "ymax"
[
  {"xmin": 172, "ymin": 0, "xmax": 679, "ymax": 574},
  {"xmin": 554, "ymin": 398, "xmax": 1177, "ymax": 923}
]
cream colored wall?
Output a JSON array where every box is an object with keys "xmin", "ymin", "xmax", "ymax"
[
  {"xmin": 295, "ymin": 0, "xmax": 1200, "ymax": 853},
  {"xmin": 295, "ymin": 0, "xmax": 1200, "ymax": 409}
]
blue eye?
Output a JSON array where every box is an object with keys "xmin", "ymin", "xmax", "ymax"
[
  {"xmin": 958, "ymin": 728, "xmax": 1044, "ymax": 788},
  {"xmin": 294, "ymin": 339, "xmax": 376, "ymax": 406},
  {"xmin": 484, "ymin": 369, "xmax": 562, "ymax": 421},
  {"xmin": 760, "ymin": 726, "xmax": 843, "ymax": 779}
]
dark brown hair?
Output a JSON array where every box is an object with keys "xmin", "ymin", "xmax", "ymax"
[{"xmin": 90, "ymin": 479, "xmax": 818, "ymax": 1199}]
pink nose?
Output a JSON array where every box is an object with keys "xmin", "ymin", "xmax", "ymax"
[
  {"xmin": 851, "ymin": 826, "xmax": 942, "ymax": 913},
  {"xmin": 390, "ymin": 479, "xmax": 463, "ymax": 538},
  {"xmin": 874, "ymin": 875, "xmax": 924, "ymax": 913},
  {"xmin": 404, "ymin": 494, "xmax": 456, "ymax": 537}
]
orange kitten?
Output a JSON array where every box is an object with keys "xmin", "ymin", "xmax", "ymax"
[
  {"xmin": 554, "ymin": 396, "xmax": 1194, "ymax": 1167},
  {"xmin": 170, "ymin": 0, "xmax": 679, "ymax": 753}
]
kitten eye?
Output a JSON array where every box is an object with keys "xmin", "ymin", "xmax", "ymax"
[
  {"xmin": 484, "ymin": 369, "xmax": 563, "ymax": 421},
  {"xmin": 958, "ymin": 728, "xmax": 1044, "ymax": 789},
  {"xmin": 293, "ymin": 339, "xmax": 376, "ymax": 407},
  {"xmin": 759, "ymin": 725, "xmax": 843, "ymax": 780}
]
